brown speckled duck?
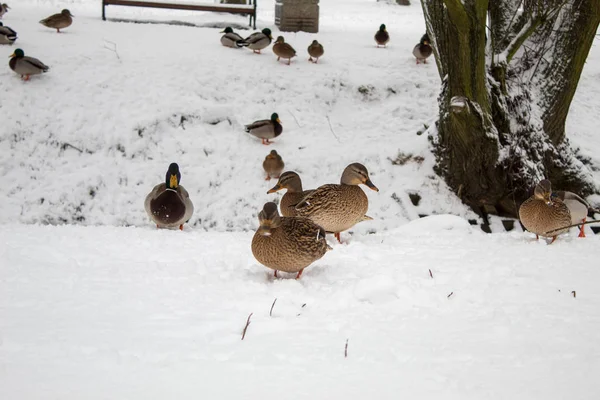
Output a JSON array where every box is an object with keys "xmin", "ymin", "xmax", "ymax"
[
  {"xmin": 307, "ymin": 40, "xmax": 324, "ymax": 63},
  {"xmin": 263, "ymin": 150, "xmax": 284, "ymax": 180},
  {"xmin": 144, "ymin": 163, "xmax": 194, "ymax": 230},
  {"xmin": 245, "ymin": 113, "xmax": 282, "ymax": 145},
  {"xmin": 40, "ymin": 9, "xmax": 74, "ymax": 33},
  {"xmin": 519, "ymin": 179, "xmax": 588, "ymax": 243},
  {"xmin": 413, "ymin": 33, "xmax": 432, "ymax": 64},
  {"xmin": 273, "ymin": 36, "xmax": 296, "ymax": 65},
  {"xmin": 267, "ymin": 171, "xmax": 314, "ymax": 217},
  {"xmin": 375, "ymin": 24, "xmax": 389, "ymax": 48},
  {"xmin": 251, "ymin": 202, "xmax": 331, "ymax": 279},
  {"xmin": 294, "ymin": 163, "xmax": 378, "ymax": 243}
]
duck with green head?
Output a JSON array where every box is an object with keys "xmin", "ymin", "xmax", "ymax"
[
  {"xmin": 0, "ymin": 22, "xmax": 17, "ymax": 45},
  {"xmin": 245, "ymin": 113, "xmax": 282, "ymax": 145},
  {"xmin": 144, "ymin": 163, "xmax": 194, "ymax": 230},
  {"xmin": 375, "ymin": 24, "xmax": 389, "ymax": 47},
  {"xmin": 220, "ymin": 26, "xmax": 244, "ymax": 48},
  {"xmin": 9, "ymin": 48, "xmax": 49, "ymax": 81},
  {"xmin": 40, "ymin": 9, "xmax": 74, "ymax": 33},
  {"xmin": 413, "ymin": 32, "xmax": 432, "ymax": 64},
  {"xmin": 237, "ymin": 28, "xmax": 273, "ymax": 53}
]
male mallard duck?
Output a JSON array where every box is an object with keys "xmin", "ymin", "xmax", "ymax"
[
  {"xmin": 273, "ymin": 36, "xmax": 296, "ymax": 65},
  {"xmin": 39, "ymin": 9, "xmax": 74, "ymax": 33},
  {"xmin": 0, "ymin": 3, "xmax": 10, "ymax": 19},
  {"xmin": 0, "ymin": 22, "xmax": 17, "ymax": 45},
  {"xmin": 220, "ymin": 26, "xmax": 243, "ymax": 48},
  {"xmin": 267, "ymin": 171, "xmax": 314, "ymax": 217},
  {"xmin": 251, "ymin": 202, "xmax": 331, "ymax": 279},
  {"xmin": 144, "ymin": 163, "xmax": 194, "ymax": 230},
  {"xmin": 9, "ymin": 48, "xmax": 49, "ymax": 81},
  {"xmin": 307, "ymin": 39, "xmax": 324, "ymax": 63},
  {"xmin": 375, "ymin": 24, "xmax": 389, "ymax": 48},
  {"xmin": 519, "ymin": 179, "xmax": 588, "ymax": 243},
  {"xmin": 237, "ymin": 28, "xmax": 272, "ymax": 53},
  {"xmin": 413, "ymin": 33, "xmax": 432, "ymax": 64},
  {"xmin": 245, "ymin": 113, "xmax": 282, "ymax": 145},
  {"xmin": 263, "ymin": 150, "xmax": 284, "ymax": 181},
  {"xmin": 294, "ymin": 163, "xmax": 379, "ymax": 243}
]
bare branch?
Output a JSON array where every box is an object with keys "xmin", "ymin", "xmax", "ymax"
[
  {"xmin": 344, "ymin": 339, "xmax": 349, "ymax": 358},
  {"xmin": 269, "ymin": 298, "xmax": 277, "ymax": 317},
  {"xmin": 241, "ymin": 313, "xmax": 253, "ymax": 340},
  {"xmin": 326, "ymin": 115, "xmax": 340, "ymax": 142}
]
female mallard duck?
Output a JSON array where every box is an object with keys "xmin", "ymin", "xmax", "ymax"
[
  {"xmin": 0, "ymin": 22, "xmax": 17, "ymax": 45},
  {"xmin": 9, "ymin": 48, "xmax": 49, "ymax": 80},
  {"xmin": 519, "ymin": 179, "xmax": 588, "ymax": 243},
  {"xmin": 220, "ymin": 26, "xmax": 243, "ymax": 48},
  {"xmin": 40, "ymin": 9, "xmax": 74, "ymax": 33},
  {"xmin": 245, "ymin": 113, "xmax": 282, "ymax": 145},
  {"xmin": 0, "ymin": 4, "xmax": 10, "ymax": 19},
  {"xmin": 307, "ymin": 39, "xmax": 324, "ymax": 63},
  {"xmin": 251, "ymin": 202, "xmax": 331, "ymax": 279},
  {"xmin": 375, "ymin": 24, "xmax": 389, "ymax": 48},
  {"xmin": 273, "ymin": 36, "xmax": 296, "ymax": 65},
  {"xmin": 413, "ymin": 33, "xmax": 432, "ymax": 64},
  {"xmin": 144, "ymin": 163, "xmax": 194, "ymax": 230},
  {"xmin": 267, "ymin": 171, "xmax": 314, "ymax": 217},
  {"xmin": 263, "ymin": 150, "xmax": 284, "ymax": 180},
  {"xmin": 294, "ymin": 163, "xmax": 379, "ymax": 243},
  {"xmin": 237, "ymin": 28, "xmax": 272, "ymax": 53}
]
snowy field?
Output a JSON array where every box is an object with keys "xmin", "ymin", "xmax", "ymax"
[{"xmin": 1, "ymin": 0, "xmax": 600, "ymax": 399}]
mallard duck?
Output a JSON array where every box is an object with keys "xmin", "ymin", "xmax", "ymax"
[
  {"xmin": 307, "ymin": 39, "xmax": 324, "ymax": 63},
  {"xmin": 220, "ymin": 26, "xmax": 243, "ymax": 48},
  {"xmin": 0, "ymin": 3, "xmax": 10, "ymax": 19},
  {"xmin": 9, "ymin": 48, "xmax": 49, "ymax": 80},
  {"xmin": 237, "ymin": 28, "xmax": 272, "ymax": 53},
  {"xmin": 375, "ymin": 24, "xmax": 389, "ymax": 48},
  {"xmin": 413, "ymin": 33, "xmax": 432, "ymax": 64},
  {"xmin": 267, "ymin": 171, "xmax": 313, "ymax": 217},
  {"xmin": 39, "ymin": 9, "xmax": 74, "ymax": 33},
  {"xmin": 245, "ymin": 113, "xmax": 282, "ymax": 145},
  {"xmin": 273, "ymin": 36, "xmax": 296, "ymax": 65},
  {"xmin": 263, "ymin": 150, "xmax": 284, "ymax": 180},
  {"xmin": 144, "ymin": 163, "xmax": 194, "ymax": 230},
  {"xmin": 294, "ymin": 163, "xmax": 379, "ymax": 243},
  {"xmin": 519, "ymin": 179, "xmax": 588, "ymax": 243},
  {"xmin": 0, "ymin": 22, "xmax": 17, "ymax": 45},
  {"xmin": 251, "ymin": 202, "xmax": 331, "ymax": 279}
]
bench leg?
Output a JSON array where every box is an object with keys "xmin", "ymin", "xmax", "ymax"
[{"xmin": 102, "ymin": 2, "xmax": 106, "ymax": 21}]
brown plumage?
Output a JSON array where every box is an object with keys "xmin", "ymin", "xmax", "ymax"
[
  {"xmin": 40, "ymin": 9, "xmax": 74, "ymax": 33},
  {"xmin": 273, "ymin": 36, "xmax": 296, "ymax": 65},
  {"xmin": 251, "ymin": 202, "xmax": 331, "ymax": 279},
  {"xmin": 267, "ymin": 171, "xmax": 314, "ymax": 217},
  {"xmin": 262, "ymin": 150, "xmax": 284, "ymax": 180},
  {"xmin": 307, "ymin": 40, "xmax": 324, "ymax": 63}
]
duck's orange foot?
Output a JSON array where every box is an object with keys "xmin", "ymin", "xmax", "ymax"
[
  {"xmin": 334, "ymin": 232, "xmax": 341, "ymax": 243},
  {"xmin": 274, "ymin": 270, "xmax": 279, "ymax": 278},
  {"xmin": 179, "ymin": 224, "xmax": 183, "ymax": 231},
  {"xmin": 261, "ymin": 138, "xmax": 271, "ymax": 145},
  {"xmin": 295, "ymin": 269, "xmax": 304, "ymax": 279},
  {"xmin": 265, "ymin": 175, "xmax": 271, "ymax": 181},
  {"xmin": 578, "ymin": 218, "xmax": 586, "ymax": 238},
  {"xmin": 550, "ymin": 236, "xmax": 557, "ymax": 244}
]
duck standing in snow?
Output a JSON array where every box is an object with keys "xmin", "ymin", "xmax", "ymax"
[
  {"xmin": 294, "ymin": 163, "xmax": 379, "ymax": 243},
  {"xmin": 220, "ymin": 26, "xmax": 243, "ymax": 48},
  {"xmin": 40, "ymin": 9, "xmax": 74, "ymax": 33},
  {"xmin": 375, "ymin": 24, "xmax": 389, "ymax": 47},
  {"xmin": 9, "ymin": 48, "xmax": 49, "ymax": 80},
  {"xmin": 245, "ymin": 113, "xmax": 282, "ymax": 145},
  {"xmin": 519, "ymin": 179, "xmax": 589, "ymax": 243},
  {"xmin": 252, "ymin": 202, "xmax": 331, "ymax": 279},
  {"xmin": 268, "ymin": 171, "xmax": 314, "ymax": 217},
  {"xmin": 413, "ymin": 33, "xmax": 432, "ymax": 64},
  {"xmin": 307, "ymin": 40, "xmax": 324, "ymax": 63},
  {"xmin": 263, "ymin": 150, "xmax": 284, "ymax": 181},
  {"xmin": 144, "ymin": 163, "xmax": 194, "ymax": 230},
  {"xmin": 0, "ymin": 3, "xmax": 10, "ymax": 19},
  {"xmin": 0, "ymin": 22, "xmax": 17, "ymax": 45},
  {"xmin": 273, "ymin": 36, "xmax": 296, "ymax": 65},
  {"xmin": 237, "ymin": 27, "xmax": 272, "ymax": 53}
]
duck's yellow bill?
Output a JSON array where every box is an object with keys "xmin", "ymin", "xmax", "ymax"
[{"xmin": 169, "ymin": 174, "xmax": 178, "ymax": 189}]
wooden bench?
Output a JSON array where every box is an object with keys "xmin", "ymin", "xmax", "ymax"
[{"xmin": 102, "ymin": 0, "xmax": 257, "ymax": 29}]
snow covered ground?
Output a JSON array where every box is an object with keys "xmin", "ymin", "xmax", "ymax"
[{"xmin": 1, "ymin": 0, "xmax": 600, "ymax": 399}]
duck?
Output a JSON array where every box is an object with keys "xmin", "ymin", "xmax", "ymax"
[
  {"xmin": 375, "ymin": 24, "xmax": 389, "ymax": 48},
  {"xmin": 245, "ymin": 113, "xmax": 282, "ymax": 145},
  {"xmin": 251, "ymin": 202, "xmax": 331, "ymax": 279},
  {"xmin": 307, "ymin": 39, "xmax": 324, "ymax": 63},
  {"xmin": 413, "ymin": 33, "xmax": 432, "ymax": 64},
  {"xmin": 263, "ymin": 150, "xmax": 284, "ymax": 181},
  {"xmin": 519, "ymin": 179, "xmax": 588, "ymax": 243},
  {"xmin": 237, "ymin": 28, "xmax": 272, "ymax": 53},
  {"xmin": 294, "ymin": 163, "xmax": 379, "ymax": 243},
  {"xmin": 144, "ymin": 163, "xmax": 194, "ymax": 230},
  {"xmin": 0, "ymin": 3, "xmax": 10, "ymax": 19},
  {"xmin": 267, "ymin": 171, "xmax": 314, "ymax": 217},
  {"xmin": 220, "ymin": 26, "xmax": 244, "ymax": 48},
  {"xmin": 272, "ymin": 36, "xmax": 296, "ymax": 65},
  {"xmin": 9, "ymin": 48, "xmax": 49, "ymax": 81},
  {"xmin": 0, "ymin": 22, "xmax": 17, "ymax": 45},
  {"xmin": 39, "ymin": 9, "xmax": 74, "ymax": 33}
]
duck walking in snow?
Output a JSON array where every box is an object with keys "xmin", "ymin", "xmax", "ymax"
[
  {"xmin": 144, "ymin": 163, "xmax": 194, "ymax": 230},
  {"xmin": 237, "ymin": 28, "xmax": 272, "ymax": 53},
  {"xmin": 273, "ymin": 36, "xmax": 296, "ymax": 65},
  {"xmin": 519, "ymin": 179, "xmax": 589, "ymax": 243},
  {"xmin": 245, "ymin": 113, "xmax": 282, "ymax": 145},
  {"xmin": 40, "ymin": 9, "xmax": 74, "ymax": 33},
  {"xmin": 252, "ymin": 202, "xmax": 331, "ymax": 279},
  {"xmin": 375, "ymin": 24, "xmax": 389, "ymax": 47},
  {"xmin": 0, "ymin": 22, "xmax": 17, "ymax": 45},
  {"xmin": 294, "ymin": 163, "xmax": 379, "ymax": 243},
  {"xmin": 307, "ymin": 40, "xmax": 324, "ymax": 63},
  {"xmin": 413, "ymin": 33, "xmax": 432, "ymax": 64},
  {"xmin": 9, "ymin": 48, "xmax": 49, "ymax": 80},
  {"xmin": 0, "ymin": 3, "xmax": 10, "ymax": 19},
  {"xmin": 263, "ymin": 150, "xmax": 284, "ymax": 181},
  {"xmin": 220, "ymin": 26, "xmax": 244, "ymax": 48}
]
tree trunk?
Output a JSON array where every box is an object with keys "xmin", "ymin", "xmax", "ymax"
[{"xmin": 422, "ymin": 0, "xmax": 600, "ymax": 217}]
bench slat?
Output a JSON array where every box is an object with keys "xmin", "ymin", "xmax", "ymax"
[{"xmin": 104, "ymin": 0, "xmax": 254, "ymax": 13}]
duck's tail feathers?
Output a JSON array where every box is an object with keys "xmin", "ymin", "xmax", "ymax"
[{"xmin": 236, "ymin": 40, "xmax": 249, "ymax": 48}]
